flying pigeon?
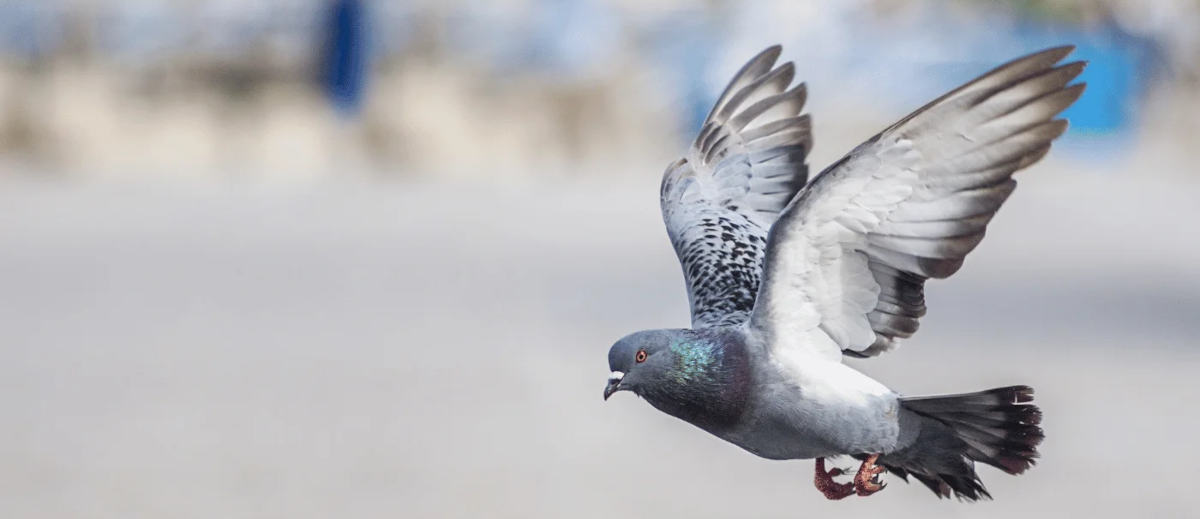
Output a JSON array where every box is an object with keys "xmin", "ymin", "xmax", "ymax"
[{"xmin": 603, "ymin": 45, "xmax": 1084, "ymax": 500}]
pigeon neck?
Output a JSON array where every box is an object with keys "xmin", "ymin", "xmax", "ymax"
[{"xmin": 643, "ymin": 335, "xmax": 751, "ymax": 430}]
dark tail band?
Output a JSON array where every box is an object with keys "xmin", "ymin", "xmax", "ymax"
[{"xmin": 880, "ymin": 385, "xmax": 1044, "ymax": 500}]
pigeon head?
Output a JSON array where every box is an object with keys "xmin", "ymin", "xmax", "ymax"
[
  {"xmin": 604, "ymin": 329, "xmax": 684, "ymax": 400},
  {"xmin": 604, "ymin": 329, "xmax": 751, "ymax": 428}
]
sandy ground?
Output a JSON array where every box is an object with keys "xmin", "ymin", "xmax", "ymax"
[{"xmin": 1, "ymin": 169, "xmax": 1197, "ymax": 518}]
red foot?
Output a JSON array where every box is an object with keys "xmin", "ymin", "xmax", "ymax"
[
  {"xmin": 813, "ymin": 457, "xmax": 855, "ymax": 500},
  {"xmin": 853, "ymin": 454, "xmax": 887, "ymax": 497}
]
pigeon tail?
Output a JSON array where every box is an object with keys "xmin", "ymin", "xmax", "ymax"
[{"xmin": 875, "ymin": 385, "xmax": 1043, "ymax": 501}]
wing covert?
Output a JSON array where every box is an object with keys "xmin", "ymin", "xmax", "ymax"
[{"xmin": 661, "ymin": 46, "xmax": 813, "ymax": 328}]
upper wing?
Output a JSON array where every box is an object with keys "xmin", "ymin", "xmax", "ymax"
[
  {"xmin": 748, "ymin": 46, "xmax": 1085, "ymax": 360},
  {"xmin": 662, "ymin": 46, "xmax": 813, "ymax": 328}
]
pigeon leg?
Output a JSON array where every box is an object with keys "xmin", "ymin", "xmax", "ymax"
[
  {"xmin": 813, "ymin": 457, "xmax": 855, "ymax": 500},
  {"xmin": 853, "ymin": 454, "xmax": 887, "ymax": 497}
]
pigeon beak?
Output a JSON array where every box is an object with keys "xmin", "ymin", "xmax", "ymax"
[{"xmin": 603, "ymin": 371, "xmax": 624, "ymax": 401}]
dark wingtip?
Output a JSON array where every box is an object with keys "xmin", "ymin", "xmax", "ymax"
[
  {"xmin": 1043, "ymin": 44, "xmax": 1077, "ymax": 61},
  {"xmin": 1061, "ymin": 60, "xmax": 1088, "ymax": 73},
  {"xmin": 791, "ymin": 82, "xmax": 808, "ymax": 108},
  {"xmin": 744, "ymin": 45, "xmax": 783, "ymax": 69},
  {"xmin": 775, "ymin": 60, "xmax": 796, "ymax": 79},
  {"xmin": 1063, "ymin": 82, "xmax": 1088, "ymax": 102}
]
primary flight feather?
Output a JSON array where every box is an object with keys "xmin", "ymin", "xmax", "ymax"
[{"xmin": 604, "ymin": 45, "xmax": 1084, "ymax": 501}]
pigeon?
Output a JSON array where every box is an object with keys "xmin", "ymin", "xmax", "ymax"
[{"xmin": 603, "ymin": 45, "xmax": 1085, "ymax": 501}]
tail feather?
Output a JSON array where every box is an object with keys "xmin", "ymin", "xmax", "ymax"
[{"xmin": 880, "ymin": 385, "xmax": 1044, "ymax": 500}]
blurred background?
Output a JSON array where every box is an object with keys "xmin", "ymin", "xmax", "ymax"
[{"xmin": 1, "ymin": 0, "xmax": 1197, "ymax": 517}]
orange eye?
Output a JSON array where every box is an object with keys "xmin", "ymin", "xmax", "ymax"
[{"xmin": 635, "ymin": 349, "xmax": 648, "ymax": 363}]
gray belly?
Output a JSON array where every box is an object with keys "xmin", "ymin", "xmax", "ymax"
[
  {"xmin": 713, "ymin": 385, "xmax": 901, "ymax": 460},
  {"xmin": 716, "ymin": 414, "xmax": 842, "ymax": 460}
]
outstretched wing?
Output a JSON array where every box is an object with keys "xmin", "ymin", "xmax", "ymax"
[
  {"xmin": 662, "ymin": 46, "xmax": 812, "ymax": 328},
  {"xmin": 748, "ymin": 46, "xmax": 1085, "ymax": 360}
]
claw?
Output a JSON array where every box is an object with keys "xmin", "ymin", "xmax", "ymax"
[
  {"xmin": 853, "ymin": 454, "xmax": 888, "ymax": 497},
  {"xmin": 855, "ymin": 477, "xmax": 885, "ymax": 496},
  {"xmin": 814, "ymin": 457, "xmax": 855, "ymax": 500}
]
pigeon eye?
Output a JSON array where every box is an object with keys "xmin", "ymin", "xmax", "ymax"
[{"xmin": 635, "ymin": 349, "xmax": 648, "ymax": 363}]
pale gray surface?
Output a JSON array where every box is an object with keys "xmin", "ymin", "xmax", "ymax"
[{"xmin": 0, "ymin": 172, "xmax": 1197, "ymax": 518}]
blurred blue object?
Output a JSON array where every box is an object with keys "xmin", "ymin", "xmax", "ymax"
[
  {"xmin": 1006, "ymin": 21, "xmax": 1149, "ymax": 138},
  {"xmin": 1058, "ymin": 32, "xmax": 1142, "ymax": 137},
  {"xmin": 323, "ymin": 0, "xmax": 370, "ymax": 116},
  {"xmin": 999, "ymin": 19, "xmax": 1162, "ymax": 160}
]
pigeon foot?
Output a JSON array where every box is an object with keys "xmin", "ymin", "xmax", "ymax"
[
  {"xmin": 853, "ymin": 454, "xmax": 887, "ymax": 497},
  {"xmin": 814, "ymin": 457, "xmax": 855, "ymax": 500}
]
